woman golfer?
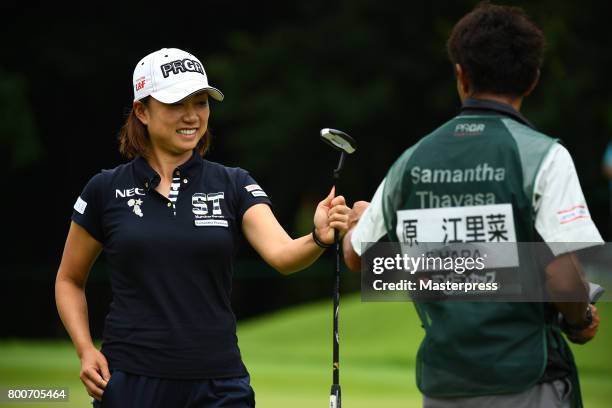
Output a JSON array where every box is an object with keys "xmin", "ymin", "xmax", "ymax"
[{"xmin": 55, "ymin": 47, "xmax": 350, "ymax": 407}]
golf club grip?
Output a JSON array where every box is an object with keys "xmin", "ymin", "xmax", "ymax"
[{"xmin": 330, "ymin": 384, "xmax": 341, "ymax": 408}]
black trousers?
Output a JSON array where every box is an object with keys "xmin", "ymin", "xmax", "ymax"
[{"xmin": 92, "ymin": 370, "xmax": 255, "ymax": 408}]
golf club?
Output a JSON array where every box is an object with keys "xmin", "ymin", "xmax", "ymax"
[{"xmin": 320, "ymin": 128, "xmax": 357, "ymax": 408}]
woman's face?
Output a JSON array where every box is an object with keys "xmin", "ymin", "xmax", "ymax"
[{"xmin": 135, "ymin": 92, "xmax": 210, "ymax": 156}]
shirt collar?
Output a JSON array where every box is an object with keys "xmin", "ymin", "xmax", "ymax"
[
  {"xmin": 133, "ymin": 150, "xmax": 204, "ymax": 191},
  {"xmin": 460, "ymin": 98, "xmax": 535, "ymax": 129}
]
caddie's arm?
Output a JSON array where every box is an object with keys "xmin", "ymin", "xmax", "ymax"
[
  {"xmin": 533, "ymin": 144, "xmax": 603, "ymax": 344},
  {"xmin": 546, "ymin": 252, "xmax": 599, "ymax": 344}
]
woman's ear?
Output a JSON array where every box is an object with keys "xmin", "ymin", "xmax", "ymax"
[{"xmin": 133, "ymin": 101, "xmax": 149, "ymax": 125}]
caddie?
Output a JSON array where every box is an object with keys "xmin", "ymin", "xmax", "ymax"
[{"xmin": 344, "ymin": 3, "xmax": 602, "ymax": 407}]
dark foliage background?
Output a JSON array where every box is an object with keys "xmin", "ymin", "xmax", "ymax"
[{"xmin": 2, "ymin": 1, "xmax": 611, "ymax": 337}]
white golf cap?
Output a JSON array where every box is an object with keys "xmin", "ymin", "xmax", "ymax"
[{"xmin": 132, "ymin": 48, "xmax": 224, "ymax": 103}]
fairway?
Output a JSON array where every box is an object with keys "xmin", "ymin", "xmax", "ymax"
[{"xmin": 1, "ymin": 296, "xmax": 610, "ymax": 407}]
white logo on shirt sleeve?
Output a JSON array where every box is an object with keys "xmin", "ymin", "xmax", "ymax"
[
  {"xmin": 244, "ymin": 184, "xmax": 261, "ymax": 192},
  {"xmin": 244, "ymin": 184, "xmax": 267, "ymax": 197},
  {"xmin": 74, "ymin": 197, "xmax": 87, "ymax": 214},
  {"xmin": 557, "ymin": 205, "xmax": 589, "ymax": 224}
]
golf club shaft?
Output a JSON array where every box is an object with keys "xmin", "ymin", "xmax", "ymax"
[
  {"xmin": 330, "ymin": 173, "xmax": 342, "ymax": 408},
  {"xmin": 333, "ymin": 228, "xmax": 340, "ymax": 386},
  {"xmin": 320, "ymin": 136, "xmax": 353, "ymax": 408},
  {"xmin": 334, "ymin": 153, "xmax": 346, "ymax": 179}
]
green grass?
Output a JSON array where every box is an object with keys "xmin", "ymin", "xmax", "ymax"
[{"xmin": 1, "ymin": 297, "xmax": 611, "ymax": 407}]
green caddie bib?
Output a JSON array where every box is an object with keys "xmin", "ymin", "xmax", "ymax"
[{"xmin": 381, "ymin": 113, "xmax": 579, "ymax": 399}]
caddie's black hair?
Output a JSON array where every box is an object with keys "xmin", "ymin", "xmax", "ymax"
[{"xmin": 447, "ymin": 1, "xmax": 546, "ymax": 97}]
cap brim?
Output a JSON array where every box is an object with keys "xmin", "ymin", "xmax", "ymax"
[{"xmin": 150, "ymin": 80, "xmax": 224, "ymax": 103}]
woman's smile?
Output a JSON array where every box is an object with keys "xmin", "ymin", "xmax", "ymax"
[{"xmin": 176, "ymin": 127, "xmax": 199, "ymax": 140}]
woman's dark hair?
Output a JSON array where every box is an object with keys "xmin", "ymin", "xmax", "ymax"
[
  {"xmin": 447, "ymin": 1, "xmax": 545, "ymax": 97},
  {"xmin": 118, "ymin": 96, "xmax": 212, "ymax": 159}
]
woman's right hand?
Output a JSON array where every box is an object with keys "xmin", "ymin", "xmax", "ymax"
[{"xmin": 79, "ymin": 346, "xmax": 111, "ymax": 401}]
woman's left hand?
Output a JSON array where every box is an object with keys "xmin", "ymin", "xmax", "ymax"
[{"xmin": 314, "ymin": 187, "xmax": 350, "ymax": 245}]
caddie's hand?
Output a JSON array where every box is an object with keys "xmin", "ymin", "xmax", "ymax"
[
  {"xmin": 348, "ymin": 200, "xmax": 370, "ymax": 230},
  {"xmin": 314, "ymin": 187, "xmax": 350, "ymax": 245},
  {"xmin": 567, "ymin": 304, "xmax": 600, "ymax": 345},
  {"xmin": 79, "ymin": 346, "xmax": 111, "ymax": 401}
]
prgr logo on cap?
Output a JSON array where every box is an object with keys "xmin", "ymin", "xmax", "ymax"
[
  {"xmin": 133, "ymin": 48, "xmax": 224, "ymax": 103},
  {"xmin": 160, "ymin": 59, "xmax": 204, "ymax": 78}
]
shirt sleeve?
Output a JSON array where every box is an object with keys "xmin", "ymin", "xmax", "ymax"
[
  {"xmin": 533, "ymin": 144, "xmax": 603, "ymax": 256},
  {"xmin": 71, "ymin": 172, "xmax": 106, "ymax": 243},
  {"xmin": 235, "ymin": 169, "xmax": 272, "ymax": 221},
  {"xmin": 350, "ymin": 178, "xmax": 388, "ymax": 256}
]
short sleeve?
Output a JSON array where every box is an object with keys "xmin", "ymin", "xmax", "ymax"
[
  {"xmin": 351, "ymin": 179, "xmax": 388, "ymax": 256},
  {"xmin": 534, "ymin": 144, "xmax": 603, "ymax": 255},
  {"xmin": 234, "ymin": 169, "xmax": 272, "ymax": 220},
  {"xmin": 71, "ymin": 172, "xmax": 106, "ymax": 243}
]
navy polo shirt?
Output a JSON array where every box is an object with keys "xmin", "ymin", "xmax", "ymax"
[{"xmin": 71, "ymin": 151, "xmax": 272, "ymax": 379}]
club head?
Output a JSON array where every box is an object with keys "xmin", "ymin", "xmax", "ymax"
[{"xmin": 320, "ymin": 128, "xmax": 357, "ymax": 154}]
